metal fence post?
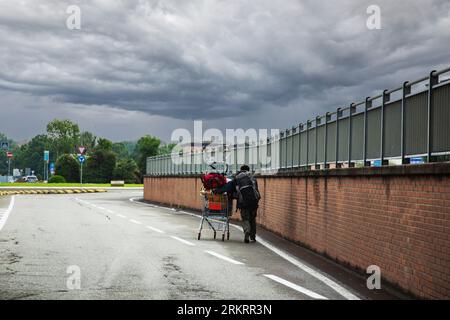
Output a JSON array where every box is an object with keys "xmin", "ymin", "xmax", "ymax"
[
  {"xmin": 427, "ymin": 70, "xmax": 439, "ymax": 163},
  {"xmin": 363, "ymin": 97, "xmax": 372, "ymax": 166},
  {"xmin": 401, "ymin": 81, "xmax": 411, "ymax": 164},
  {"xmin": 285, "ymin": 129, "xmax": 289, "ymax": 170},
  {"xmin": 325, "ymin": 113, "xmax": 330, "ymax": 168},
  {"xmin": 335, "ymin": 108, "xmax": 341, "ymax": 167},
  {"xmin": 306, "ymin": 121, "xmax": 311, "ymax": 168},
  {"xmin": 315, "ymin": 117, "xmax": 320, "ymax": 169},
  {"xmin": 380, "ymin": 90, "xmax": 390, "ymax": 165},
  {"xmin": 291, "ymin": 126, "xmax": 296, "ymax": 169},
  {"xmin": 299, "ymin": 123, "xmax": 303, "ymax": 168},
  {"xmin": 348, "ymin": 104, "xmax": 355, "ymax": 167}
]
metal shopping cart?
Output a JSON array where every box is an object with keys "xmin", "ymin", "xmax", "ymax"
[{"xmin": 197, "ymin": 190, "xmax": 232, "ymax": 241}]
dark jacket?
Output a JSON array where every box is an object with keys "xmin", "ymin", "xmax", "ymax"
[
  {"xmin": 214, "ymin": 171, "xmax": 259, "ymax": 200},
  {"xmin": 214, "ymin": 179, "xmax": 236, "ymax": 195}
]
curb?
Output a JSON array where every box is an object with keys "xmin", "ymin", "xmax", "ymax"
[{"xmin": 0, "ymin": 189, "xmax": 107, "ymax": 196}]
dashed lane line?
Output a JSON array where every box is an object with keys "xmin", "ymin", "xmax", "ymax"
[
  {"xmin": 170, "ymin": 236, "xmax": 195, "ymax": 246},
  {"xmin": 205, "ymin": 250, "xmax": 244, "ymax": 265},
  {"xmin": 145, "ymin": 225, "xmax": 165, "ymax": 234},
  {"xmin": 129, "ymin": 219, "xmax": 143, "ymax": 225},
  {"xmin": 264, "ymin": 274, "xmax": 328, "ymax": 300},
  {"xmin": 117, "ymin": 214, "xmax": 127, "ymax": 219}
]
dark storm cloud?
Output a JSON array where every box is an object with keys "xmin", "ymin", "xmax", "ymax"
[{"xmin": 0, "ymin": 0, "xmax": 449, "ymax": 140}]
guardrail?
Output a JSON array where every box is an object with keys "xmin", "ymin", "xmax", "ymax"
[{"xmin": 146, "ymin": 67, "xmax": 450, "ymax": 175}]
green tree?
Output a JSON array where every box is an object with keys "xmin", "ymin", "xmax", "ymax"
[
  {"xmin": 158, "ymin": 143, "xmax": 176, "ymax": 155},
  {"xmin": 113, "ymin": 159, "xmax": 140, "ymax": 183},
  {"xmin": 55, "ymin": 154, "xmax": 79, "ymax": 183},
  {"xmin": 112, "ymin": 142, "xmax": 130, "ymax": 161},
  {"xmin": 95, "ymin": 138, "xmax": 113, "ymax": 152},
  {"xmin": 46, "ymin": 119, "xmax": 80, "ymax": 159},
  {"xmin": 134, "ymin": 135, "xmax": 160, "ymax": 176},
  {"xmin": 79, "ymin": 131, "xmax": 96, "ymax": 153},
  {"xmin": 84, "ymin": 149, "xmax": 116, "ymax": 183},
  {"xmin": 13, "ymin": 134, "xmax": 51, "ymax": 178}
]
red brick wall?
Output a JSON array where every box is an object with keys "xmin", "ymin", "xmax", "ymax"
[{"xmin": 144, "ymin": 166, "xmax": 450, "ymax": 299}]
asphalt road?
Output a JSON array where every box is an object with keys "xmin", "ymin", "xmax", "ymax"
[{"xmin": 0, "ymin": 190, "xmax": 366, "ymax": 300}]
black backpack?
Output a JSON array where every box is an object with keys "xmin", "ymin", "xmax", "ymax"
[{"xmin": 235, "ymin": 171, "xmax": 260, "ymax": 209}]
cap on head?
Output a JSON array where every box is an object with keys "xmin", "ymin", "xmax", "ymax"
[{"xmin": 240, "ymin": 165, "xmax": 250, "ymax": 172}]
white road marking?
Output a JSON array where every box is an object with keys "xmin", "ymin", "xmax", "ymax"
[
  {"xmin": 129, "ymin": 219, "xmax": 142, "ymax": 225},
  {"xmin": 106, "ymin": 209, "xmax": 114, "ymax": 214},
  {"xmin": 255, "ymin": 236, "xmax": 360, "ymax": 300},
  {"xmin": 145, "ymin": 225, "xmax": 165, "ymax": 234},
  {"xmin": 129, "ymin": 197, "xmax": 360, "ymax": 300},
  {"xmin": 97, "ymin": 206, "xmax": 106, "ymax": 210},
  {"xmin": 0, "ymin": 196, "xmax": 15, "ymax": 231},
  {"xmin": 205, "ymin": 250, "xmax": 244, "ymax": 265},
  {"xmin": 170, "ymin": 236, "xmax": 195, "ymax": 246},
  {"xmin": 117, "ymin": 214, "xmax": 127, "ymax": 218},
  {"xmin": 264, "ymin": 274, "xmax": 328, "ymax": 300}
]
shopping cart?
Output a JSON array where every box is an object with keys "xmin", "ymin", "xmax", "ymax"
[{"xmin": 197, "ymin": 190, "xmax": 232, "ymax": 241}]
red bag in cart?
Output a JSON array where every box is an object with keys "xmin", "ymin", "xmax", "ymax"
[{"xmin": 201, "ymin": 173, "xmax": 227, "ymax": 190}]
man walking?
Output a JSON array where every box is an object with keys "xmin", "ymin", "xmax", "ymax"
[
  {"xmin": 214, "ymin": 164, "xmax": 261, "ymax": 243},
  {"xmin": 234, "ymin": 165, "xmax": 260, "ymax": 243}
]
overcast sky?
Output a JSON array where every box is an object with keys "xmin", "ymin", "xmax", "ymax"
[{"xmin": 0, "ymin": 0, "xmax": 449, "ymax": 142}]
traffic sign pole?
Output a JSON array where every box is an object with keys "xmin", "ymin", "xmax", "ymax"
[
  {"xmin": 77, "ymin": 155, "xmax": 86, "ymax": 185},
  {"xmin": 8, "ymin": 157, "xmax": 11, "ymax": 182},
  {"xmin": 43, "ymin": 151, "xmax": 50, "ymax": 182}
]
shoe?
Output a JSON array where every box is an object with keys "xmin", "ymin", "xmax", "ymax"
[
  {"xmin": 244, "ymin": 233, "xmax": 250, "ymax": 243},
  {"xmin": 250, "ymin": 235, "xmax": 256, "ymax": 242}
]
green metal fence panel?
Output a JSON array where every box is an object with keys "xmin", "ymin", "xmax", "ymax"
[
  {"xmin": 432, "ymin": 83, "xmax": 450, "ymax": 153},
  {"xmin": 405, "ymin": 91, "xmax": 428, "ymax": 156},
  {"xmin": 338, "ymin": 117, "xmax": 349, "ymax": 162},
  {"xmin": 383, "ymin": 101, "xmax": 401, "ymax": 158},
  {"xmin": 307, "ymin": 128, "xmax": 316, "ymax": 165},
  {"xmin": 300, "ymin": 131, "xmax": 307, "ymax": 166},
  {"xmin": 280, "ymin": 136, "xmax": 286, "ymax": 168},
  {"xmin": 292, "ymin": 132, "xmax": 300, "ymax": 167},
  {"xmin": 259, "ymin": 143, "xmax": 267, "ymax": 172},
  {"xmin": 351, "ymin": 113, "xmax": 364, "ymax": 161},
  {"xmin": 366, "ymin": 107, "xmax": 381, "ymax": 160},
  {"xmin": 272, "ymin": 136, "xmax": 280, "ymax": 171},
  {"xmin": 286, "ymin": 133, "xmax": 293, "ymax": 168},
  {"xmin": 316, "ymin": 125, "xmax": 326, "ymax": 164},
  {"xmin": 326, "ymin": 121, "xmax": 336, "ymax": 163}
]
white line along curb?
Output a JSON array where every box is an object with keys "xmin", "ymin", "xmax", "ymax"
[
  {"xmin": 264, "ymin": 274, "xmax": 328, "ymax": 300},
  {"xmin": 0, "ymin": 196, "xmax": 15, "ymax": 232}
]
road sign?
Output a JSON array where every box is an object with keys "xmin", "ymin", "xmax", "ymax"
[
  {"xmin": 1, "ymin": 142, "xmax": 9, "ymax": 150},
  {"xmin": 78, "ymin": 146, "xmax": 87, "ymax": 155},
  {"xmin": 49, "ymin": 162, "xmax": 55, "ymax": 175},
  {"xmin": 77, "ymin": 155, "xmax": 86, "ymax": 164},
  {"xmin": 44, "ymin": 150, "xmax": 50, "ymax": 162},
  {"xmin": 6, "ymin": 151, "xmax": 13, "ymax": 158}
]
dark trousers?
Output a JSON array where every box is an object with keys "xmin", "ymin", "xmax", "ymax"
[{"xmin": 240, "ymin": 207, "xmax": 257, "ymax": 237}]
